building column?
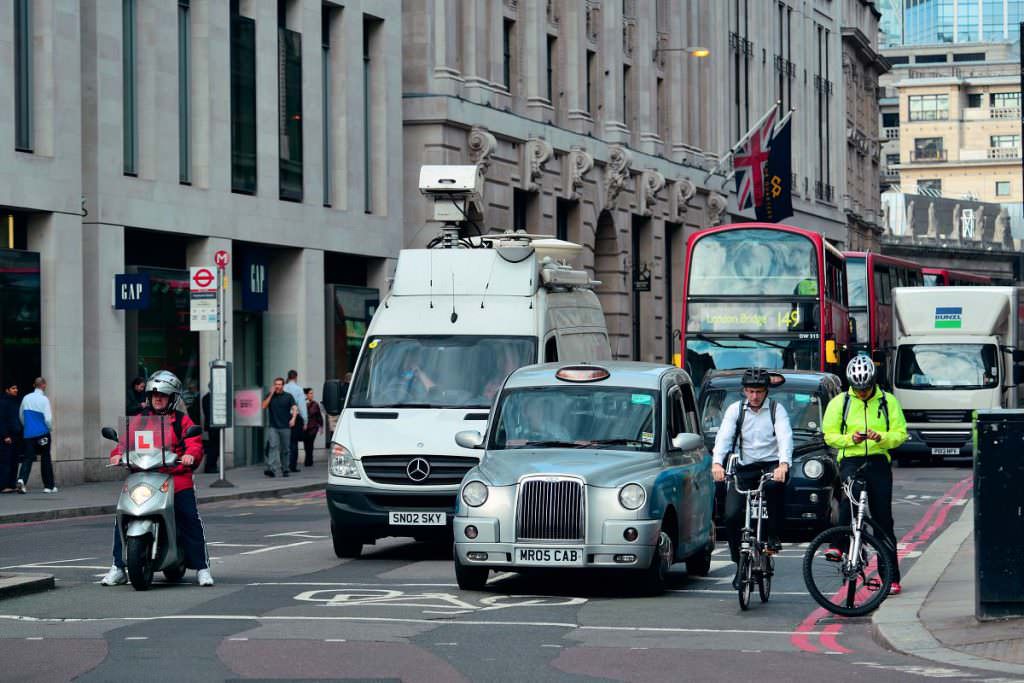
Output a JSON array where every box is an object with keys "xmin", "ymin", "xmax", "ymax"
[
  {"xmin": 523, "ymin": 0, "xmax": 553, "ymax": 119},
  {"xmin": 601, "ymin": 2, "xmax": 628, "ymax": 142},
  {"xmin": 252, "ymin": 0, "xmax": 278, "ymax": 200},
  {"xmin": 431, "ymin": 0, "xmax": 462, "ymax": 95},
  {"xmin": 563, "ymin": 1, "xmax": 591, "ymax": 134},
  {"xmin": 28, "ymin": 212, "xmax": 85, "ymax": 486},
  {"xmin": 264, "ymin": 248, "xmax": 326, "ymax": 402},
  {"xmin": 635, "ymin": 8, "xmax": 658, "ymax": 154},
  {"xmin": 81, "ymin": 223, "xmax": 127, "ymax": 482}
]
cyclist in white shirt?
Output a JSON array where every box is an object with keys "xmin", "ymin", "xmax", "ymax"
[{"xmin": 711, "ymin": 368, "xmax": 793, "ymax": 589}]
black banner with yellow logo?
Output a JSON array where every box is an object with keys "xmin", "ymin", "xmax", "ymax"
[{"xmin": 758, "ymin": 118, "xmax": 793, "ymax": 223}]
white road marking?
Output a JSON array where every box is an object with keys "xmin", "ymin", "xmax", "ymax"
[
  {"xmin": 239, "ymin": 541, "xmax": 313, "ymax": 555},
  {"xmin": 208, "ymin": 542, "xmax": 267, "ymax": 548},
  {"xmin": 231, "ymin": 513, "xmax": 254, "ymax": 517},
  {"xmin": 324, "ymin": 639, "xmax": 346, "ymax": 642},
  {"xmin": 435, "ymin": 642, "xmax": 457, "ymax": 646},
  {"xmin": 854, "ymin": 661, "xmax": 972, "ymax": 678},
  {"xmin": 25, "ymin": 637, "xmax": 43, "ymax": 640},
  {"xmin": 265, "ymin": 531, "xmax": 328, "ymax": 540},
  {"xmin": 228, "ymin": 638, "xmax": 248, "ymax": 641},
  {"xmin": 541, "ymin": 644, "xmax": 562, "ymax": 648},
  {"xmin": 2, "ymin": 557, "xmax": 103, "ymax": 570},
  {"xmin": 125, "ymin": 637, "xmax": 148, "ymax": 640},
  {"xmin": 0, "ymin": 613, "xmax": 836, "ymax": 636}
]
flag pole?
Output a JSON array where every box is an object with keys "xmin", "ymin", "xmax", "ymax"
[{"xmin": 703, "ymin": 100, "xmax": 781, "ymax": 183}]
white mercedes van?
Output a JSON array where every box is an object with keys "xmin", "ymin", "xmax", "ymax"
[{"xmin": 326, "ymin": 232, "xmax": 612, "ymax": 557}]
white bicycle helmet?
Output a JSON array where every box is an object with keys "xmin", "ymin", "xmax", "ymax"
[
  {"xmin": 145, "ymin": 370, "xmax": 183, "ymax": 413},
  {"xmin": 846, "ymin": 355, "xmax": 876, "ymax": 390}
]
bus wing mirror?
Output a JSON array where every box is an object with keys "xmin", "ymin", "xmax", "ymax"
[
  {"xmin": 1015, "ymin": 366, "xmax": 1024, "ymax": 386},
  {"xmin": 1013, "ymin": 349, "xmax": 1024, "ymax": 364},
  {"xmin": 825, "ymin": 339, "xmax": 840, "ymax": 365}
]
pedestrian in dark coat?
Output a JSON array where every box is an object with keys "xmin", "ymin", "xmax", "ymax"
[
  {"xmin": 302, "ymin": 388, "xmax": 324, "ymax": 467},
  {"xmin": 0, "ymin": 380, "xmax": 21, "ymax": 492}
]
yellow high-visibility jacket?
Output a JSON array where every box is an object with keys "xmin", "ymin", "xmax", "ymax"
[{"xmin": 822, "ymin": 387, "xmax": 908, "ymax": 462}]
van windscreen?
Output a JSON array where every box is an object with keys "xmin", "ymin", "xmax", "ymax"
[{"xmin": 348, "ymin": 335, "xmax": 537, "ymax": 409}]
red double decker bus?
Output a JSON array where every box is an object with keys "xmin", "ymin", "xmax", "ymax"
[
  {"xmin": 844, "ymin": 252, "xmax": 923, "ymax": 365},
  {"xmin": 921, "ymin": 267, "xmax": 992, "ymax": 287},
  {"xmin": 681, "ymin": 224, "xmax": 850, "ymax": 388}
]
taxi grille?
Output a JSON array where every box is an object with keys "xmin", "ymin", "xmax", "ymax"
[{"xmin": 516, "ymin": 478, "xmax": 584, "ymax": 542}]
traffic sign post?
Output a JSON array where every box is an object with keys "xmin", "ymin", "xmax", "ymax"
[{"xmin": 209, "ymin": 252, "xmax": 234, "ymax": 488}]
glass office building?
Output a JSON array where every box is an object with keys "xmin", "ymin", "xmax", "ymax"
[{"xmin": 892, "ymin": 0, "xmax": 1024, "ymax": 44}]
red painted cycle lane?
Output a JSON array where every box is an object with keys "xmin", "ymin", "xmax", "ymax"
[{"xmin": 790, "ymin": 474, "xmax": 973, "ymax": 654}]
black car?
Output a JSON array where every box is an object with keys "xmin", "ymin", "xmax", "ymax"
[{"xmin": 699, "ymin": 369, "xmax": 843, "ymax": 534}]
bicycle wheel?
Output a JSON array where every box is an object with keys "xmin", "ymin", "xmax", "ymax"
[
  {"xmin": 802, "ymin": 526, "xmax": 894, "ymax": 617},
  {"xmin": 758, "ymin": 554, "xmax": 774, "ymax": 603},
  {"xmin": 737, "ymin": 552, "xmax": 753, "ymax": 611}
]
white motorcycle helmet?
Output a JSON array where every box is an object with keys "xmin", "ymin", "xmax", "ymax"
[{"xmin": 145, "ymin": 370, "xmax": 183, "ymax": 414}]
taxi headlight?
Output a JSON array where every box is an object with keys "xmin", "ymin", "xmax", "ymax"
[
  {"xmin": 129, "ymin": 485, "xmax": 154, "ymax": 506},
  {"xmin": 618, "ymin": 483, "xmax": 646, "ymax": 510},
  {"xmin": 802, "ymin": 458, "xmax": 825, "ymax": 480},
  {"xmin": 329, "ymin": 444, "xmax": 359, "ymax": 479},
  {"xmin": 462, "ymin": 480, "xmax": 489, "ymax": 508}
]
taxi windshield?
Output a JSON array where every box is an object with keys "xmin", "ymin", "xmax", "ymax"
[{"xmin": 489, "ymin": 386, "xmax": 659, "ymax": 452}]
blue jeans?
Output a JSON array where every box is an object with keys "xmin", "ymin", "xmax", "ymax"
[{"xmin": 112, "ymin": 488, "xmax": 209, "ymax": 570}]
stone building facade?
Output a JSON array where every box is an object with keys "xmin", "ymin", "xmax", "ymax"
[
  {"xmin": 402, "ymin": 0, "xmax": 848, "ymax": 364},
  {"xmin": 0, "ymin": 0, "xmax": 403, "ymax": 486},
  {"xmin": 842, "ymin": 0, "xmax": 889, "ymax": 251}
]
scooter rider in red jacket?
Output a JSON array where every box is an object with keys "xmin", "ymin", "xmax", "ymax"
[{"xmin": 100, "ymin": 371, "xmax": 214, "ymax": 587}]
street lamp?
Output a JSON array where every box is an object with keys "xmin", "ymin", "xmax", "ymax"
[{"xmin": 652, "ymin": 46, "xmax": 711, "ymax": 61}]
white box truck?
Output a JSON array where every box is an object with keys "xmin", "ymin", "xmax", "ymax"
[
  {"xmin": 326, "ymin": 166, "xmax": 613, "ymax": 557},
  {"xmin": 891, "ymin": 286, "xmax": 1024, "ymax": 463}
]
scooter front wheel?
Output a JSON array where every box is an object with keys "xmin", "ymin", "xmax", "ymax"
[
  {"xmin": 126, "ymin": 536, "xmax": 155, "ymax": 591},
  {"xmin": 163, "ymin": 564, "xmax": 186, "ymax": 583}
]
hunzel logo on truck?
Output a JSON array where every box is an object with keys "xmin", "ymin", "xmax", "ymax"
[{"xmin": 934, "ymin": 307, "xmax": 963, "ymax": 329}]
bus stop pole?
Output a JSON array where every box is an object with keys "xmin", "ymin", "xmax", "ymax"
[{"xmin": 210, "ymin": 266, "xmax": 234, "ymax": 488}]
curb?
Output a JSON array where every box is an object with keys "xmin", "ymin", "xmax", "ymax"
[
  {"xmin": 871, "ymin": 500, "xmax": 1024, "ymax": 677},
  {"xmin": 0, "ymin": 482, "xmax": 324, "ymax": 525},
  {"xmin": 0, "ymin": 573, "xmax": 55, "ymax": 600}
]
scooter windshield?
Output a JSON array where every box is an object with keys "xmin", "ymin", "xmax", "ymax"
[{"xmin": 117, "ymin": 415, "xmax": 178, "ymax": 470}]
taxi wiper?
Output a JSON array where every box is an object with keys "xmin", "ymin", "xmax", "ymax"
[
  {"xmin": 738, "ymin": 333, "xmax": 789, "ymax": 350},
  {"xmin": 585, "ymin": 438, "xmax": 644, "ymax": 447}
]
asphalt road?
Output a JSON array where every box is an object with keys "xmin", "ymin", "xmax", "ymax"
[{"xmin": 0, "ymin": 463, "xmax": 998, "ymax": 683}]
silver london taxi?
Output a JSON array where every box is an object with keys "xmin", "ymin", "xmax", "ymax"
[{"xmin": 452, "ymin": 362, "xmax": 715, "ymax": 594}]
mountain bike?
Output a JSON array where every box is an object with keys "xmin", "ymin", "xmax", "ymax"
[
  {"xmin": 802, "ymin": 463, "xmax": 894, "ymax": 617},
  {"xmin": 730, "ymin": 469, "xmax": 776, "ymax": 611}
]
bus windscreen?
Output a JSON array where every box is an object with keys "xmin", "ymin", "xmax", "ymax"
[{"xmin": 687, "ymin": 229, "xmax": 818, "ymax": 296}]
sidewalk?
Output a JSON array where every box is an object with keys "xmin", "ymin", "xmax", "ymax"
[
  {"xmin": 0, "ymin": 462, "xmax": 326, "ymax": 525},
  {"xmin": 872, "ymin": 500, "xmax": 1024, "ymax": 677}
]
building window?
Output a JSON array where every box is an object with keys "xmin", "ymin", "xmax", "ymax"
[
  {"xmin": 585, "ymin": 50, "xmax": 596, "ymax": 114},
  {"xmin": 502, "ymin": 20, "xmax": 514, "ymax": 92},
  {"xmin": 882, "ymin": 112, "xmax": 899, "ymax": 128},
  {"xmin": 178, "ymin": 0, "xmax": 191, "ymax": 184},
  {"xmin": 886, "ymin": 153, "xmax": 900, "ymax": 166},
  {"xmin": 363, "ymin": 18, "xmax": 373, "ymax": 213},
  {"xmin": 917, "ymin": 179, "xmax": 941, "ymax": 194},
  {"xmin": 546, "ymin": 35, "xmax": 555, "ymax": 104},
  {"xmin": 990, "ymin": 92, "xmax": 1021, "ymax": 109},
  {"xmin": 913, "ymin": 137, "xmax": 945, "ymax": 161},
  {"xmin": 556, "ymin": 199, "xmax": 576, "ymax": 242},
  {"xmin": 914, "ymin": 53, "xmax": 946, "ymax": 64},
  {"xmin": 967, "ymin": 93, "xmax": 982, "ymax": 108},
  {"xmin": 322, "ymin": 6, "xmax": 332, "ymax": 207},
  {"xmin": 953, "ymin": 52, "xmax": 985, "ymax": 62},
  {"xmin": 14, "ymin": 0, "xmax": 32, "ymax": 152},
  {"xmin": 991, "ymin": 134, "xmax": 1020, "ymax": 148},
  {"xmin": 278, "ymin": 23, "xmax": 303, "ymax": 202},
  {"xmin": 996, "ymin": 181, "xmax": 1011, "ymax": 196},
  {"xmin": 908, "ymin": 94, "xmax": 949, "ymax": 121},
  {"xmin": 230, "ymin": 9, "xmax": 258, "ymax": 195},
  {"xmin": 123, "ymin": 0, "xmax": 138, "ymax": 175}
]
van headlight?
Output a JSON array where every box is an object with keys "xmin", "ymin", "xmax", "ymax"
[
  {"xmin": 462, "ymin": 480, "xmax": 489, "ymax": 507},
  {"xmin": 802, "ymin": 458, "xmax": 825, "ymax": 480},
  {"xmin": 618, "ymin": 483, "xmax": 646, "ymax": 510},
  {"xmin": 329, "ymin": 444, "xmax": 359, "ymax": 479},
  {"xmin": 129, "ymin": 484, "xmax": 153, "ymax": 505}
]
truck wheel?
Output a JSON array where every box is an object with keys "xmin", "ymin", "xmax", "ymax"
[
  {"xmin": 331, "ymin": 522, "xmax": 363, "ymax": 559},
  {"xmin": 453, "ymin": 548, "xmax": 489, "ymax": 591},
  {"xmin": 126, "ymin": 536, "xmax": 154, "ymax": 591},
  {"xmin": 163, "ymin": 564, "xmax": 186, "ymax": 583}
]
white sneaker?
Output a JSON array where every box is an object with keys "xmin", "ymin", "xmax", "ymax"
[
  {"xmin": 197, "ymin": 568, "xmax": 214, "ymax": 586},
  {"xmin": 16, "ymin": 479, "xmax": 26, "ymax": 494},
  {"xmin": 100, "ymin": 565, "xmax": 127, "ymax": 586},
  {"xmin": 43, "ymin": 487, "xmax": 58, "ymax": 493}
]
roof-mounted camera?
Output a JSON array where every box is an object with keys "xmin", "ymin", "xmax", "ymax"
[{"xmin": 419, "ymin": 165, "xmax": 484, "ymax": 224}]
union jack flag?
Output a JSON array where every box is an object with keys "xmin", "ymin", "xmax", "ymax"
[{"xmin": 732, "ymin": 108, "xmax": 778, "ymax": 212}]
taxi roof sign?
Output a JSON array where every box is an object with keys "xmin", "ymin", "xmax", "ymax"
[{"xmin": 555, "ymin": 366, "xmax": 610, "ymax": 383}]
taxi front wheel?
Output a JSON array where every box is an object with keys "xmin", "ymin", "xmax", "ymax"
[{"xmin": 454, "ymin": 548, "xmax": 489, "ymax": 591}]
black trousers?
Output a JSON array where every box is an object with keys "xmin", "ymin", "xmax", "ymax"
[
  {"xmin": 112, "ymin": 488, "xmax": 209, "ymax": 570},
  {"xmin": 837, "ymin": 455, "xmax": 901, "ymax": 583},
  {"xmin": 288, "ymin": 420, "xmax": 304, "ymax": 470},
  {"xmin": 302, "ymin": 434, "xmax": 317, "ymax": 467},
  {"xmin": 203, "ymin": 429, "xmax": 221, "ymax": 473},
  {"xmin": 0, "ymin": 440, "xmax": 20, "ymax": 489},
  {"xmin": 724, "ymin": 460, "xmax": 786, "ymax": 563},
  {"xmin": 19, "ymin": 435, "xmax": 54, "ymax": 489}
]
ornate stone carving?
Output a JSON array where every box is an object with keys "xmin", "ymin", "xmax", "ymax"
[
  {"xmin": 467, "ymin": 127, "xmax": 498, "ymax": 176},
  {"xmin": 974, "ymin": 206, "xmax": 986, "ymax": 241},
  {"xmin": 637, "ymin": 169, "xmax": 666, "ymax": 216},
  {"xmin": 880, "ymin": 202, "xmax": 890, "ymax": 234},
  {"xmin": 585, "ymin": 1, "xmax": 599, "ymax": 43},
  {"xmin": 905, "ymin": 200, "xmax": 915, "ymax": 236},
  {"xmin": 673, "ymin": 178, "xmax": 697, "ymax": 220},
  {"xmin": 926, "ymin": 201, "xmax": 937, "ymax": 238},
  {"xmin": 524, "ymin": 137, "xmax": 553, "ymax": 191},
  {"xmin": 604, "ymin": 145, "xmax": 633, "ymax": 208},
  {"xmin": 566, "ymin": 146, "xmax": 594, "ymax": 199},
  {"xmin": 995, "ymin": 207, "xmax": 1011, "ymax": 246},
  {"xmin": 950, "ymin": 204, "xmax": 961, "ymax": 241},
  {"xmin": 707, "ymin": 192, "xmax": 728, "ymax": 227},
  {"xmin": 623, "ymin": 19, "xmax": 636, "ymax": 59}
]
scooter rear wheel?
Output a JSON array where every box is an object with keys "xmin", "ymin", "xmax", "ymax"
[{"xmin": 126, "ymin": 536, "xmax": 155, "ymax": 591}]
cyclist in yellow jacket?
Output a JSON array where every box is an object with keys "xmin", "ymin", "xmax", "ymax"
[{"xmin": 821, "ymin": 355, "xmax": 908, "ymax": 595}]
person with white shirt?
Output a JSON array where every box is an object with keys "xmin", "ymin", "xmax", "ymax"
[{"xmin": 711, "ymin": 367, "xmax": 793, "ymax": 589}]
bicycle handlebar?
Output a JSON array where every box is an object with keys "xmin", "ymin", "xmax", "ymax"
[{"xmin": 730, "ymin": 471, "xmax": 775, "ymax": 496}]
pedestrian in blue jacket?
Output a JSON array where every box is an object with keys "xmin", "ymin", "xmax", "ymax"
[{"xmin": 18, "ymin": 377, "xmax": 55, "ymax": 493}]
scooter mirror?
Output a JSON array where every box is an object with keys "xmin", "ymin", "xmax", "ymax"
[
  {"xmin": 184, "ymin": 425, "xmax": 203, "ymax": 439},
  {"xmin": 101, "ymin": 427, "xmax": 119, "ymax": 442}
]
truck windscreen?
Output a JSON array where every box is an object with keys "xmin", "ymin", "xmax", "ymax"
[
  {"xmin": 895, "ymin": 343, "xmax": 999, "ymax": 390},
  {"xmin": 347, "ymin": 335, "xmax": 537, "ymax": 408}
]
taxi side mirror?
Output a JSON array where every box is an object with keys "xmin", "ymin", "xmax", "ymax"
[
  {"xmin": 671, "ymin": 433, "xmax": 703, "ymax": 452},
  {"xmin": 455, "ymin": 430, "xmax": 484, "ymax": 449}
]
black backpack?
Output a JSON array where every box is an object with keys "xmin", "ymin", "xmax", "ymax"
[
  {"xmin": 730, "ymin": 399, "xmax": 779, "ymax": 458},
  {"xmin": 839, "ymin": 390, "xmax": 890, "ymax": 434}
]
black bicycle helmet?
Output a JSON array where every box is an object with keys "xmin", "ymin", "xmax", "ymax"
[{"xmin": 741, "ymin": 367, "xmax": 770, "ymax": 388}]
